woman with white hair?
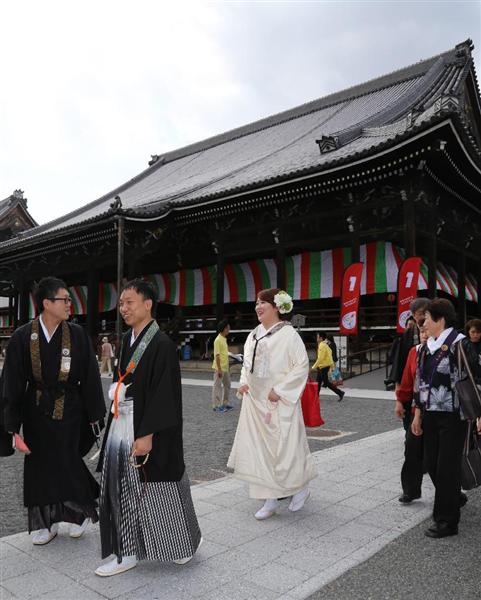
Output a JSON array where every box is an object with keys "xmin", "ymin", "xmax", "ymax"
[{"xmin": 228, "ymin": 288, "xmax": 316, "ymax": 520}]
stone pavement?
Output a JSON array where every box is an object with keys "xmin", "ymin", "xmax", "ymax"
[{"xmin": 0, "ymin": 428, "xmax": 438, "ymax": 600}]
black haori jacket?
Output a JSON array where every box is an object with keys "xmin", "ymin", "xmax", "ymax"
[{"xmin": 97, "ymin": 323, "xmax": 185, "ymax": 482}]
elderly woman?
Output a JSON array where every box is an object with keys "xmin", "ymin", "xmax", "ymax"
[
  {"xmin": 227, "ymin": 288, "xmax": 316, "ymax": 520},
  {"xmin": 411, "ymin": 299, "xmax": 475, "ymax": 538}
]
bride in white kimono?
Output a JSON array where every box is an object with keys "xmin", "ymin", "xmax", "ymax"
[{"xmin": 228, "ymin": 288, "xmax": 316, "ymax": 520}]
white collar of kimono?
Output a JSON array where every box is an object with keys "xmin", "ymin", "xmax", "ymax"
[
  {"xmin": 426, "ymin": 327, "xmax": 464, "ymax": 354},
  {"xmin": 257, "ymin": 321, "xmax": 284, "ymax": 337},
  {"xmin": 130, "ymin": 321, "xmax": 152, "ymax": 346},
  {"xmin": 39, "ymin": 314, "xmax": 60, "ymax": 343}
]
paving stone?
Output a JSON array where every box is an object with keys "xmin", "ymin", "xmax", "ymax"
[
  {"xmin": 0, "ymin": 544, "xmax": 37, "ymax": 581},
  {"xmin": 2, "ymin": 566, "xmax": 73, "ymax": 599},
  {"xmin": 198, "ymin": 578, "xmax": 280, "ymax": 600},
  {"xmin": 245, "ymin": 561, "xmax": 311, "ymax": 594},
  {"xmin": 0, "ymin": 585, "xmax": 17, "ymax": 599}
]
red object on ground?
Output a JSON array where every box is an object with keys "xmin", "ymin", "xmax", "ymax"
[{"xmin": 301, "ymin": 382, "xmax": 325, "ymax": 427}]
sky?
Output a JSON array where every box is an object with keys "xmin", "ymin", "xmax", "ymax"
[{"xmin": 1, "ymin": 0, "xmax": 480, "ymax": 225}]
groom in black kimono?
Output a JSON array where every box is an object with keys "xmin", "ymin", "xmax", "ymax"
[
  {"xmin": 95, "ymin": 279, "xmax": 201, "ymax": 577},
  {"xmin": 1, "ymin": 276, "xmax": 105, "ymax": 545}
]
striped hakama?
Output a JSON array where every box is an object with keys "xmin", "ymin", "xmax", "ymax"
[{"xmin": 99, "ymin": 399, "xmax": 201, "ymax": 562}]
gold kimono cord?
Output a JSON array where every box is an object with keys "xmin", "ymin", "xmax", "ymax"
[{"xmin": 30, "ymin": 319, "xmax": 71, "ymax": 420}]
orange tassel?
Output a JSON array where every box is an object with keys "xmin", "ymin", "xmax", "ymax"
[{"xmin": 113, "ymin": 361, "xmax": 135, "ymax": 419}]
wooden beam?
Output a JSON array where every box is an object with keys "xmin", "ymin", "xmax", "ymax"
[{"xmin": 457, "ymin": 250, "xmax": 466, "ymax": 328}]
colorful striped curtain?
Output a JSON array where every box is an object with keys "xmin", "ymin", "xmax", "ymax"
[
  {"xmin": 67, "ymin": 284, "xmax": 117, "ymax": 315},
  {"xmin": 145, "ymin": 259, "xmax": 277, "ymax": 306},
  {"xmin": 0, "ymin": 315, "xmax": 12, "ymax": 327}
]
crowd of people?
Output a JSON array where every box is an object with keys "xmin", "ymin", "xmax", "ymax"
[
  {"xmin": 392, "ymin": 298, "xmax": 481, "ymax": 538},
  {"xmin": 1, "ymin": 276, "xmax": 481, "ymax": 580}
]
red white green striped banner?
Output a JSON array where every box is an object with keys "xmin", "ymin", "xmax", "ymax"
[
  {"xmin": 69, "ymin": 286, "xmax": 88, "ymax": 316},
  {"xmin": 146, "ymin": 259, "xmax": 277, "ymax": 306},
  {"xmin": 98, "ymin": 282, "xmax": 118, "ymax": 313},
  {"xmin": 0, "ymin": 315, "xmax": 12, "ymax": 327}
]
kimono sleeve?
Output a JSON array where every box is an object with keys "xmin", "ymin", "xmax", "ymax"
[
  {"xmin": 136, "ymin": 338, "xmax": 181, "ymax": 438},
  {"xmin": 272, "ymin": 330, "xmax": 309, "ymax": 404},
  {"xmin": 2, "ymin": 329, "xmax": 28, "ymax": 433}
]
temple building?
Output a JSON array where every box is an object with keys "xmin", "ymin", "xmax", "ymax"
[
  {"xmin": 0, "ymin": 190, "xmax": 37, "ymax": 335},
  {"xmin": 1, "ymin": 40, "xmax": 480, "ymax": 353}
]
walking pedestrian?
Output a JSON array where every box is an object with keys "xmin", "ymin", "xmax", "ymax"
[
  {"xmin": 0, "ymin": 277, "xmax": 105, "ymax": 545},
  {"xmin": 95, "ymin": 279, "xmax": 201, "ymax": 576},
  {"xmin": 100, "ymin": 336, "xmax": 114, "ymax": 377},
  {"xmin": 312, "ymin": 332, "xmax": 344, "ymax": 401},
  {"xmin": 411, "ymin": 298, "xmax": 474, "ymax": 538},
  {"xmin": 395, "ymin": 319, "xmax": 428, "ymax": 503},
  {"xmin": 228, "ymin": 288, "xmax": 316, "ymax": 520},
  {"xmin": 211, "ymin": 319, "xmax": 233, "ymax": 412}
]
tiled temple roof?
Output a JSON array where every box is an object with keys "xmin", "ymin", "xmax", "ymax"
[{"xmin": 2, "ymin": 39, "xmax": 479, "ymax": 249}]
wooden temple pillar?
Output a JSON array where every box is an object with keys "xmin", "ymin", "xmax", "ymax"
[
  {"xmin": 427, "ymin": 233, "xmax": 437, "ymax": 298},
  {"xmin": 8, "ymin": 294, "xmax": 15, "ymax": 328},
  {"xmin": 457, "ymin": 249, "xmax": 466, "ymax": 328},
  {"xmin": 86, "ymin": 269, "xmax": 99, "ymax": 340},
  {"xmin": 275, "ymin": 230, "xmax": 286, "ymax": 289},
  {"xmin": 402, "ymin": 189, "xmax": 416, "ymax": 257},
  {"xmin": 477, "ymin": 265, "xmax": 481, "ymax": 318},
  {"xmin": 214, "ymin": 242, "xmax": 224, "ymax": 322},
  {"xmin": 18, "ymin": 280, "xmax": 30, "ymax": 326}
]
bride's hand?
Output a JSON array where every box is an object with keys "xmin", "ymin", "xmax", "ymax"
[
  {"xmin": 268, "ymin": 389, "xmax": 280, "ymax": 403},
  {"xmin": 238, "ymin": 384, "xmax": 249, "ymax": 395}
]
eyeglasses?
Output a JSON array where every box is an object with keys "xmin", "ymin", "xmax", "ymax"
[{"xmin": 48, "ymin": 297, "xmax": 72, "ymax": 304}]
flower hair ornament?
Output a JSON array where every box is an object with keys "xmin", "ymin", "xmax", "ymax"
[{"xmin": 273, "ymin": 291, "xmax": 293, "ymax": 314}]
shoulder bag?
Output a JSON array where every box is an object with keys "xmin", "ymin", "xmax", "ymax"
[
  {"xmin": 455, "ymin": 341, "xmax": 481, "ymax": 420},
  {"xmin": 461, "ymin": 421, "xmax": 481, "ymax": 490}
]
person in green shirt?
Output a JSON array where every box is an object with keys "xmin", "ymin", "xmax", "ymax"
[{"xmin": 212, "ymin": 320, "xmax": 233, "ymax": 412}]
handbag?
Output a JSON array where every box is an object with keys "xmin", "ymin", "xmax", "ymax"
[
  {"xmin": 330, "ymin": 367, "xmax": 344, "ymax": 387},
  {"xmin": 461, "ymin": 421, "xmax": 481, "ymax": 490},
  {"xmin": 301, "ymin": 381, "xmax": 324, "ymax": 428},
  {"xmin": 455, "ymin": 342, "xmax": 481, "ymax": 420}
]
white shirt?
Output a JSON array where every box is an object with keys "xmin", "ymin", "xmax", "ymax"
[{"xmin": 39, "ymin": 314, "xmax": 60, "ymax": 344}]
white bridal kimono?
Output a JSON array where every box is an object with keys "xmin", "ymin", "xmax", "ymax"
[{"xmin": 228, "ymin": 322, "xmax": 317, "ymax": 498}]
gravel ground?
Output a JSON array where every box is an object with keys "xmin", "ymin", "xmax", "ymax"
[{"xmin": 0, "ymin": 375, "xmax": 398, "ymax": 537}]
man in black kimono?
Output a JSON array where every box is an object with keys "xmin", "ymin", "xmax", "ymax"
[
  {"xmin": 1, "ymin": 277, "xmax": 105, "ymax": 545},
  {"xmin": 95, "ymin": 279, "xmax": 201, "ymax": 577}
]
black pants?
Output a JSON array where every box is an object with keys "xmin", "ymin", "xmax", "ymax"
[
  {"xmin": 317, "ymin": 368, "xmax": 343, "ymax": 398},
  {"xmin": 422, "ymin": 411, "xmax": 467, "ymax": 527},
  {"xmin": 401, "ymin": 411, "xmax": 424, "ymax": 498}
]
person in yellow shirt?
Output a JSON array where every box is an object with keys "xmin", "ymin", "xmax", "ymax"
[
  {"xmin": 312, "ymin": 332, "xmax": 345, "ymax": 401},
  {"xmin": 212, "ymin": 320, "xmax": 233, "ymax": 412}
]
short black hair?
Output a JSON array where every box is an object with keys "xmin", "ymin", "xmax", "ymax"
[
  {"xmin": 34, "ymin": 277, "xmax": 68, "ymax": 313},
  {"xmin": 425, "ymin": 298, "xmax": 457, "ymax": 329},
  {"xmin": 217, "ymin": 319, "xmax": 230, "ymax": 333},
  {"xmin": 122, "ymin": 279, "xmax": 156, "ymax": 305},
  {"xmin": 317, "ymin": 331, "xmax": 328, "ymax": 340}
]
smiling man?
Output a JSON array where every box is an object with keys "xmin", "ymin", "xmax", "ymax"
[
  {"xmin": 1, "ymin": 276, "xmax": 105, "ymax": 545},
  {"xmin": 95, "ymin": 279, "xmax": 201, "ymax": 577}
]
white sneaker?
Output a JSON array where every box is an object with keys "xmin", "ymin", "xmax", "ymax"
[
  {"xmin": 69, "ymin": 518, "xmax": 90, "ymax": 539},
  {"xmin": 288, "ymin": 488, "xmax": 310, "ymax": 512},
  {"xmin": 173, "ymin": 537, "xmax": 203, "ymax": 565},
  {"xmin": 254, "ymin": 499, "xmax": 279, "ymax": 520},
  {"xmin": 95, "ymin": 555, "xmax": 137, "ymax": 577},
  {"xmin": 32, "ymin": 523, "xmax": 58, "ymax": 545}
]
